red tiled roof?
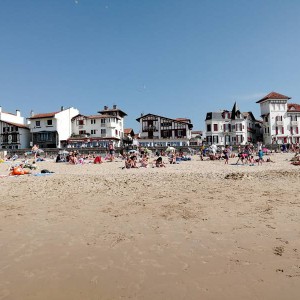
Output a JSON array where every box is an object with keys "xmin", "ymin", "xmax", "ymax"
[
  {"xmin": 191, "ymin": 131, "xmax": 202, "ymax": 134},
  {"xmin": 29, "ymin": 112, "xmax": 59, "ymax": 119},
  {"xmin": 175, "ymin": 118, "xmax": 191, "ymax": 123},
  {"xmin": 288, "ymin": 103, "xmax": 300, "ymax": 112},
  {"xmin": 124, "ymin": 128, "xmax": 133, "ymax": 134},
  {"xmin": 256, "ymin": 92, "xmax": 291, "ymax": 103},
  {"xmin": 2, "ymin": 121, "xmax": 29, "ymax": 129}
]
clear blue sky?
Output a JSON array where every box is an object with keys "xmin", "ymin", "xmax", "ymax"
[{"xmin": 1, "ymin": 0, "xmax": 300, "ymax": 131}]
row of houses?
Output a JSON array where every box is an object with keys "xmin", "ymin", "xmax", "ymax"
[
  {"xmin": 0, "ymin": 104, "xmax": 202, "ymax": 150},
  {"xmin": 1, "ymin": 92, "xmax": 299, "ymax": 150}
]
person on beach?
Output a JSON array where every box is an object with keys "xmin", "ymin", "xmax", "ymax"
[
  {"xmin": 155, "ymin": 156, "xmax": 166, "ymax": 168},
  {"xmin": 223, "ymin": 145, "xmax": 230, "ymax": 164},
  {"xmin": 32, "ymin": 144, "xmax": 39, "ymax": 160},
  {"xmin": 108, "ymin": 142, "xmax": 115, "ymax": 161},
  {"xmin": 258, "ymin": 149, "xmax": 264, "ymax": 166}
]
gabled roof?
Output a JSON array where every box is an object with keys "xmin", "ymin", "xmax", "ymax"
[
  {"xmin": 124, "ymin": 128, "xmax": 134, "ymax": 135},
  {"xmin": 1, "ymin": 120, "xmax": 29, "ymax": 129},
  {"xmin": 288, "ymin": 103, "xmax": 300, "ymax": 112},
  {"xmin": 256, "ymin": 92, "xmax": 291, "ymax": 103},
  {"xmin": 175, "ymin": 118, "xmax": 191, "ymax": 123},
  {"xmin": 29, "ymin": 112, "xmax": 59, "ymax": 119},
  {"xmin": 136, "ymin": 113, "xmax": 193, "ymax": 126},
  {"xmin": 71, "ymin": 114, "xmax": 121, "ymax": 121}
]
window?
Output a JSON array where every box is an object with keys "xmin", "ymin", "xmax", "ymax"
[
  {"xmin": 79, "ymin": 130, "xmax": 86, "ymax": 135},
  {"xmin": 91, "ymin": 130, "xmax": 96, "ymax": 134},
  {"xmin": 115, "ymin": 129, "xmax": 118, "ymax": 136},
  {"xmin": 177, "ymin": 130, "xmax": 183, "ymax": 137},
  {"xmin": 38, "ymin": 132, "xmax": 52, "ymax": 142},
  {"xmin": 281, "ymin": 127, "xmax": 284, "ymax": 134},
  {"xmin": 36, "ymin": 121, "xmax": 40, "ymax": 127},
  {"xmin": 290, "ymin": 127, "xmax": 293, "ymax": 134},
  {"xmin": 213, "ymin": 136, "xmax": 219, "ymax": 143},
  {"xmin": 207, "ymin": 124, "xmax": 211, "ymax": 132},
  {"xmin": 213, "ymin": 124, "xmax": 218, "ymax": 131},
  {"xmin": 78, "ymin": 120, "xmax": 84, "ymax": 125},
  {"xmin": 101, "ymin": 119, "xmax": 106, "ymax": 124},
  {"xmin": 47, "ymin": 120, "xmax": 52, "ymax": 126},
  {"xmin": 276, "ymin": 127, "xmax": 278, "ymax": 135},
  {"xmin": 91, "ymin": 119, "xmax": 96, "ymax": 124},
  {"xmin": 101, "ymin": 129, "xmax": 106, "ymax": 134}
]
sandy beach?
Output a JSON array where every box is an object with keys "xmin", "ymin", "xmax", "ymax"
[{"xmin": 0, "ymin": 153, "xmax": 300, "ymax": 300}]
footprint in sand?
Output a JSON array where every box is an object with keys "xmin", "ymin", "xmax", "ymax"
[{"xmin": 273, "ymin": 246, "xmax": 284, "ymax": 256}]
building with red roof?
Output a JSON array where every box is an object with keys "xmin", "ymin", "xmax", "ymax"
[{"xmin": 256, "ymin": 92, "xmax": 300, "ymax": 145}]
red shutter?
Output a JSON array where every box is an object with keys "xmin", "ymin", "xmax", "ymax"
[{"xmin": 282, "ymin": 127, "xmax": 284, "ymax": 134}]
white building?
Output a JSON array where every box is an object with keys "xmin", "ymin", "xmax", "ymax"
[
  {"xmin": 28, "ymin": 106, "xmax": 79, "ymax": 148},
  {"xmin": 67, "ymin": 105, "xmax": 127, "ymax": 148},
  {"xmin": 205, "ymin": 103, "xmax": 262, "ymax": 146},
  {"xmin": 136, "ymin": 114, "xmax": 193, "ymax": 147},
  {"xmin": 256, "ymin": 92, "xmax": 300, "ymax": 145},
  {"xmin": 0, "ymin": 107, "xmax": 30, "ymax": 149}
]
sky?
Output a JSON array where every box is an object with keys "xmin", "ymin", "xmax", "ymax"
[{"xmin": 1, "ymin": 0, "xmax": 300, "ymax": 131}]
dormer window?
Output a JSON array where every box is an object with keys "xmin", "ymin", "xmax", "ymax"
[
  {"xmin": 47, "ymin": 120, "xmax": 52, "ymax": 126},
  {"xmin": 36, "ymin": 121, "xmax": 40, "ymax": 127}
]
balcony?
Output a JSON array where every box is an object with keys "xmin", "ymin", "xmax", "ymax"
[
  {"xmin": 105, "ymin": 123, "xmax": 116, "ymax": 128},
  {"xmin": 276, "ymin": 121, "xmax": 283, "ymax": 126},
  {"xmin": 291, "ymin": 121, "xmax": 298, "ymax": 126}
]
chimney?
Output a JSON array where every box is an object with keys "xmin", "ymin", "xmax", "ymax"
[
  {"xmin": 61, "ymin": 106, "xmax": 64, "ymax": 111},
  {"xmin": 30, "ymin": 110, "xmax": 34, "ymax": 117},
  {"xmin": 16, "ymin": 109, "xmax": 21, "ymax": 117},
  {"xmin": 113, "ymin": 104, "xmax": 117, "ymax": 109},
  {"xmin": 104, "ymin": 106, "xmax": 108, "ymax": 110}
]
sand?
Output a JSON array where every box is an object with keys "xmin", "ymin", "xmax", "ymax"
[{"xmin": 0, "ymin": 153, "xmax": 300, "ymax": 300}]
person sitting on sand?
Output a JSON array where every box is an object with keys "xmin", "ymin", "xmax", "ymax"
[
  {"xmin": 155, "ymin": 156, "xmax": 166, "ymax": 168},
  {"xmin": 140, "ymin": 155, "xmax": 149, "ymax": 168},
  {"xmin": 169, "ymin": 153, "xmax": 176, "ymax": 164},
  {"xmin": 94, "ymin": 156, "xmax": 102, "ymax": 164}
]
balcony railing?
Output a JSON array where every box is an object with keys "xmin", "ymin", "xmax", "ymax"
[
  {"xmin": 291, "ymin": 121, "xmax": 298, "ymax": 126},
  {"xmin": 276, "ymin": 121, "xmax": 283, "ymax": 126}
]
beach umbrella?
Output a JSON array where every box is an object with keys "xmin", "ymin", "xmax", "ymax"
[
  {"xmin": 58, "ymin": 150, "xmax": 69, "ymax": 155},
  {"xmin": 166, "ymin": 146, "xmax": 175, "ymax": 152},
  {"xmin": 262, "ymin": 148, "xmax": 269, "ymax": 153}
]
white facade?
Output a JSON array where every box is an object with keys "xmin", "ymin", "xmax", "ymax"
[
  {"xmin": 28, "ymin": 107, "xmax": 79, "ymax": 148},
  {"xmin": 68, "ymin": 105, "xmax": 127, "ymax": 148},
  {"xmin": 136, "ymin": 114, "xmax": 193, "ymax": 147},
  {"xmin": 257, "ymin": 92, "xmax": 300, "ymax": 145},
  {"xmin": 0, "ymin": 107, "xmax": 30, "ymax": 149},
  {"xmin": 0, "ymin": 107, "xmax": 25, "ymax": 124},
  {"xmin": 205, "ymin": 103, "xmax": 261, "ymax": 146}
]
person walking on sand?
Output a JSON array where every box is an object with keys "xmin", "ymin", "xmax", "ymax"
[
  {"xmin": 223, "ymin": 145, "xmax": 230, "ymax": 164},
  {"xmin": 31, "ymin": 144, "xmax": 39, "ymax": 161},
  {"xmin": 258, "ymin": 149, "xmax": 264, "ymax": 166}
]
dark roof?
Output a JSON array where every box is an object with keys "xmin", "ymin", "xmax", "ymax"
[
  {"xmin": 136, "ymin": 113, "xmax": 193, "ymax": 126},
  {"xmin": 256, "ymin": 92, "xmax": 291, "ymax": 103},
  {"xmin": 98, "ymin": 108, "xmax": 127, "ymax": 117}
]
